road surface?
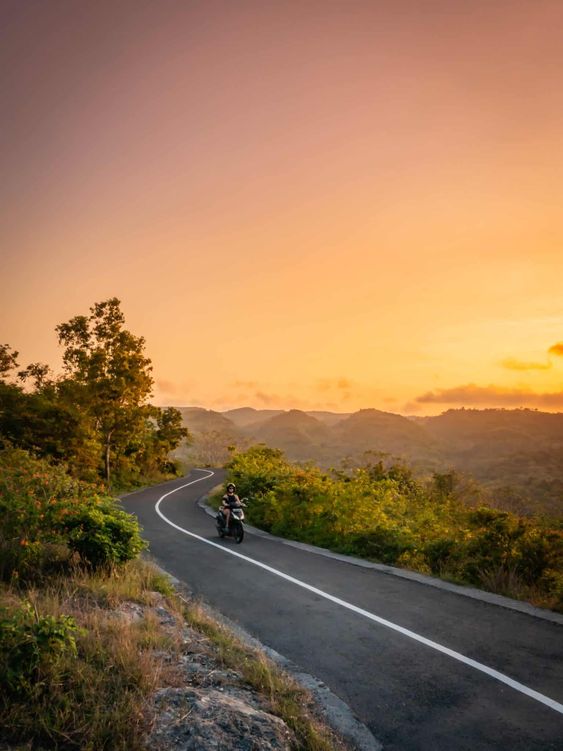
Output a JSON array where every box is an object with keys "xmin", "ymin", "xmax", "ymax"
[{"xmin": 121, "ymin": 471, "xmax": 563, "ymax": 751}]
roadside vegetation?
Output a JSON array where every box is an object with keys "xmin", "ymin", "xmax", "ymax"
[
  {"xmin": 184, "ymin": 604, "xmax": 345, "ymax": 751},
  {"xmin": 0, "ymin": 448, "xmax": 345, "ymax": 750},
  {"xmin": 0, "ymin": 447, "xmax": 161, "ymax": 749},
  {"xmin": 227, "ymin": 446, "xmax": 563, "ymax": 612},
  {"xmin": 0, "ymin": 300, "xmax": 347, "ymax": 750},
  {"xmin": 0, "ymin": 298, "xmax": 189, "ymax": 491}
]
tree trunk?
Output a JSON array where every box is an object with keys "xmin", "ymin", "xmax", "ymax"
[{"xmin": 105, "ymin": 430, "xmax": 113, "ymax": 489}]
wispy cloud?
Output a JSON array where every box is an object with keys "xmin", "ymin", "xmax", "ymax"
[
  {"xmin": 154, "ymin": 379, "xmax": 198, "ymax": 405},
  {"xmin": 232, "ymin": 380, "xmax": 259, "ymax": 389},
  {"xmin": 416, "ymin": 384, "xmax": 563, "ymax": 409},
  {"xmin": 501, "ymin": 358, "xmax": 551, "ymax": 371},
  {"xmin": 253, "ymin": 390, "xmax": 314, "ymax": 410},
  {"xmin": 156, "ymin": 379, "xmax": 182, "ymax": 395},
  {"xmin": 315, "ymin": 377, "xmax": 353, "ymax": 393},
  {"xmin": 499, "ymin": 340, "xmax": 563, "ymax": 371}
]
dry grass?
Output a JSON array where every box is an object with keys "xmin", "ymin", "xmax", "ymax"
[
  {"xmin": 1, "ymin": 559, "xmax": 347, "ymax": 751},
  {"xmin": 185, "ymin": 601, "xmax": 347, "ymax": 751},
  {"xmin": 0, "ymin": 560, "xmax": 182, "ymax": 750},
  {"xmin": 477, "ymin": 564, "xmax": 563, "ymax": 612}
]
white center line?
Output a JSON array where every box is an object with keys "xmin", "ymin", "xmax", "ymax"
[{"xmin": 154, "ymin": 469, "xmax": 563, "ymax": 716}]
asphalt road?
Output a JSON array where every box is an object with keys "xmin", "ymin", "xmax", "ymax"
[{"xmin": 121, "ymin": 471, "xmax": 563, "ymax": 751}]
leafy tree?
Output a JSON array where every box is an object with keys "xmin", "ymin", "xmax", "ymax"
[
  {"xmin": 1, "ymin": 303, "xmax": 188, "ymax": 485},
  {"xmin": 0, "ymin": 344, "xmax": 18, "ymax": 379},
  {"xmin": 17, "ymin": 363, "xmax": 53, "ymax": 390},
  {"xmin": 56, "ymin": 298, "xmax": 154, "ymax": 487},
  {"xmin": 153, "ymin": 406, "xmax": 189, "ymax": 470}
]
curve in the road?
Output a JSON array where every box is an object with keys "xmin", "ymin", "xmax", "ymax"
[{"xmin": 155, "ymin": 469, "xmax": 563, "ymax": 717}]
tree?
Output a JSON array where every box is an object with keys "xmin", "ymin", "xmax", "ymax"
[
  {"xmin": 0, "ymin": 345, "xmax": 97, "ymax": 472},
  {"xmin": 56, "ymin": 298, "xmax": 154, "ymax": 487},
  {"xmin": 17, "ymin": 362, "xmax": 53, "ymax": 390},
  {"xmin": 147, "ymin": 406, "xmax": 190, "ymax": 474},
  {"xmin": 0, "ymin": 344, "xmax": 18, "ymax": 380}
]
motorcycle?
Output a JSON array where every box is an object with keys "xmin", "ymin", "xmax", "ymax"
[{"xmin": 216, "ymin": 499, "xmax": 248, "ymax": 544}]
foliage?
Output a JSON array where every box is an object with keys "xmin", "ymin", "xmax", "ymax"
[
  {"xmin": 228, "ymin": 446, "xmax": 563, "ymax": 611},
  {"xmin": 56, "ymin": 298, "xmax": 155, "ymax": 486},
  {"xmin": 0, "ymin": 602, "xmax": 79, "ymax": 698},
  {"xmin": 63, "ymin": 503, "xmax": 146, "ymax": 569},
  {"xmin": 0, "ymin": 447, "xmax": 146, "ymax": 579},
  {"xmin": 0, "ymin": 344, "xmax": 19, "ymax": 378},
  {"xmin": 0, "ymin": 566, "xmax": 177, "ymax": 750},
  {"xmin": 0, "ymin": 298, "xmax": 189, "ymax": 487}
]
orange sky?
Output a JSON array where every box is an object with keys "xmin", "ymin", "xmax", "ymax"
[{"xmin": 2, "ymin": 0, "xmax": 563, "ymax": 414}]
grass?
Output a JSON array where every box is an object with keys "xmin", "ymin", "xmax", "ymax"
[
  {"xmin": 0, "ymin": 558, "xmax": 347, "ymax": 751},
  {"xmin": 184, "ymin": 601, "xmax": 345, "ymax": 751},
  {"xmin": 0, "ymin": 561, "xmax": 181, "ymax": 751}
]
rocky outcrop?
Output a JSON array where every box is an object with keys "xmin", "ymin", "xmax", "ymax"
[
  {"xmin": 150, "ymin": 687, "xmax": 294, "ymax": 750},
  {"xmin": 115, "ymin": 598, "xmax": 297, "ymax": 751}
]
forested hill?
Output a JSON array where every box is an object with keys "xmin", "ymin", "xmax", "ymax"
[{"xmin": 179, "ymin": 407, "xmax": 563, "ymax": 516}]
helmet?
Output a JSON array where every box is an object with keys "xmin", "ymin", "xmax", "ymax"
[{"xmin": 227, "ymin": 483, "xmax": 236, "ymax": 491}]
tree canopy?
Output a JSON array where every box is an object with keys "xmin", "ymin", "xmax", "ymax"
[{"xmin": 0, "ymin": 298, "xmax": 189, "ymax": 488}]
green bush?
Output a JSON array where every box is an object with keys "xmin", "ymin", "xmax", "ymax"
[
  {"xmin": 0, "ymin": 447, "xmax": 146, "ymax": 579},
  {"xmin": 0, "ymin": 602, "xmax": 79, "ymax": 698},
  {"xmin": 227, "ymin": 446, "xmax": 563, "ymax": 611},
  {"xmin": 345, "ymin": 526, "xmax": 414, "ymax": 564},
  {"xmin": 459, "ymin": 507, "xmax": 559, "ymax": 587},
  {"xmin": 63, "ymin": 503, "xmax": 146, "ymax": 569}
]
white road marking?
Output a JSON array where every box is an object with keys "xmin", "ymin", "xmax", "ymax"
[{"xmin": 155, "ymin": 470, "xmax": 563, "ymax": 716}]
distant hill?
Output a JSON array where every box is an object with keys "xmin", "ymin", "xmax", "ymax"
[
  {"xmin": 422, "ymin": 408, "xmax": 563, "ymax": 447},
  {"xmin": 306, "ymin": 410, "xmax": 352, "ymax": 426},
  {"xmin": 333, "ymin": 409, "xmax": 438, "ymax": 460},
  {"xmin": 177, "ymin": 407, "xmax": 238, "ymax": 436},
  {"xmin": 251, "ymin": 409, "xmax": 333, "ymax": 461},
  {"xmin": 223, "ymin": 407, "xmax": 283, "ymax": 430},
  {"xmin": 421, "ymin": 409, "xmax": 563, "ymax": 515},
  {"xmin": 174, "ymin": 405, "xmax": 563, "ymax": 515}
]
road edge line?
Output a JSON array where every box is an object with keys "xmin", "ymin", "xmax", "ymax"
[
  {"xmin": 197, "ymin": 493, "xmax": 563, "ymax": 627},
  {"xmin": 156, "ymin": 473, "xmax": 563, "ymax": 716},
  {"xmin": 145, "ymin": 558, "xmax": 382, "ymax": 751}
]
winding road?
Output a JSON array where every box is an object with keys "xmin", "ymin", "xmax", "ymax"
[{"xmin": 121, "ymin": 470, "xmax": 563, "ymax": 751}]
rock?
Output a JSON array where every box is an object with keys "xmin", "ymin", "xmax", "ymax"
[
  {"xmin": 148, "ymin": 687, "xmax": 295, "ymax": 751},
  {"xmin": 115, "ymin": 601, "xmax": 145, "ymax": 622},
  {"xmin": 155, "ymin": 606, "xmax": 178, "ymax": 627}
]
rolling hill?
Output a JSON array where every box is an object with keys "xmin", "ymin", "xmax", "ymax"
[{"xmin": 175, "ymin": 406, "xmax": 563, "ymax": 515}]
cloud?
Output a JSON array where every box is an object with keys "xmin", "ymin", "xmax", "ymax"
[
  {"xmin": 156, "ymin": 379, "xmax": 182, "ymax": 395},
  {"xmin": 254, "ymin": 390, "xmax": 278, "ymax": 406},
  {"xmin": 402, "ymin": 400, "xmax": 424, "ymax": 414},
  {"xmin": 416, "ymin": 383, "xmax": 563, "ymax": 409},
  {"xmin": 254, "ymin": 390, "xmax": 313, "ymax": 409},
  {"xmin": 154, "ymin": 379, "xmax": 197, "ymax": 405},
  {"xmin": 548, "ymin": 342, "xmax": 563, "ymax": 357},
  {"xmin": 232, "ymin": 380, "xmax": 259, "ymax": 389},
  {"xmin": 315, "ymin": 377, "xmax": 353, "ymax": 393},
  {"xmin": 501, "ymin": 358, "xmax": 551, "ymax": 371}
]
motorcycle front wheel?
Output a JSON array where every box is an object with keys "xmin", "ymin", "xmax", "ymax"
[
  {"xmin": 216, "ymin": 523, "xmax": 225, "ymax": 539},
  {"xmin": 233, "ymin": 522, "xmax": 244, "ymax": 544}
]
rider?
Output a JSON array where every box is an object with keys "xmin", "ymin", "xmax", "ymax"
[{"xmin": 221, "ymin": 483, "xmax": 242, "ymax": 530}]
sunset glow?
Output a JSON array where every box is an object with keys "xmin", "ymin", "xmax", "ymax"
[{"xmin": 2, "ymin": 0, "xmax": 563, "ymax": 414}]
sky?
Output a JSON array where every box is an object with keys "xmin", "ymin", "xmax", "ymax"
[{"xmin": 2, "ymin": 0, "xmax": 563, "ymax": 414}]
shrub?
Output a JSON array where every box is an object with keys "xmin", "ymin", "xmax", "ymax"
[
  {"xmin": 460, "ymin": 507, "xmax": 555, "ymax": 586},
  {"xmin": 63, "ymin": 503, "xmax": 146, "ymax": 569},
  {"xmin": 0, "ymin": 447, "xmax": 146, "ymax": 579},
  {"xmin": 227, "ymin": 446, "xmax": 563, "ymax": 611},
  {"xmin": 0, "ymin": 602, "xmax": 79, "ymax": 698}
]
